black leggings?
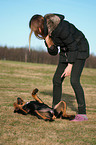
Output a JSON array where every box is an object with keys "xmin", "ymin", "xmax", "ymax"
[{"xmin": 53, "ymin": 59, "xmax": 86, "ymax": 114}]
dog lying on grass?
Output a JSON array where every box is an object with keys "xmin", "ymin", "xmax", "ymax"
[{"xmin": 13, "ymin": 88, "xmax": 75, "ymax": 121}]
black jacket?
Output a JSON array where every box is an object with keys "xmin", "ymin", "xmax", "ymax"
[{"xmin": 44, "ymin": 14, "xmax": 89, "ymax": 63}]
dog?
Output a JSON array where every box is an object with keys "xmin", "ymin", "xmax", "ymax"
[{"xmin": 13, "ymin": 88, "xmax": 75, "ymax": 121}]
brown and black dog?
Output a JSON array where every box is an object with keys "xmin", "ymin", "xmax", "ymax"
[{"xmin": 13, "ymin": 88, "xmax": 75, "ymax": 121}]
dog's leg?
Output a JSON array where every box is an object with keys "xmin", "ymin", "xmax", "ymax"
[
  {"xmin": 35, "ymin": 110, "xmax": 55, "ymax": 121},
  {"xmin": 54, "ymin": 101, "xmax": 67, "ymax": 117},
  {"xmin": 32, "ymin": 88, "xmax": 43, "ymax": 103},
  {"xmin": 62, "ymin": 114, "xmax": 75, "ymax": 120},
  {"xmin": 54, "ymin": 101, "xmax": 75, "ymax": 119},
  {"xmin": 35, "ymin": 110, "xmax": 50, "ymax": 120},
  {"xmin": 60, "ymin": 101, "xmax": 75, "ymax": 119},
  {"xmin": 61, "ymin": 101, "xmax": 67, "ymax": 116}
]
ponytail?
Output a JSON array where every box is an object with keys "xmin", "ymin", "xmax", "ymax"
[{"xmin": 29, "ymin": 28, "xmax": 33, "ymax": 52}]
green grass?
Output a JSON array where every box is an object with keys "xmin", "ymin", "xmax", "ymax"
[{"xmin": 0, "ymin": 60, "xmax": 96, "ymax": 145}]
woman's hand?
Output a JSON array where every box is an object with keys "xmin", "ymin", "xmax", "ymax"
[
  {"xmin": 45, "ymin": 35, "xmax": 54, "ymax": 48},
  {"xmin": 61, "ymin": 63, "xmax": 73, "ymax": 78}
]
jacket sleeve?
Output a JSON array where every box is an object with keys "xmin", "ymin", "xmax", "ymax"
[
  {"xmin": 44, "ymin": 40, "xmax": 58, "ymax": 56},
  {"xmin": 59, "ymin": 22, "xmax": 80, "ymax": 63}
]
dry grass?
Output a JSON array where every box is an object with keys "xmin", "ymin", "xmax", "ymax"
[{"xmin": 0, "ymin": 60, "xmax": 96, "ymax": 145}]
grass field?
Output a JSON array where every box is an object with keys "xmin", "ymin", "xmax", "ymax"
[{"xmin": 0, "ymin": 60, "xmax": 96, "ymax": 145}]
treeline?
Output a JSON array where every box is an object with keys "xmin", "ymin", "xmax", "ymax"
[
  {"xmin": 0, "ymin": 46, "xmax": 96, "ymax": 68},
  {"xmin": 0, "ymin": 46, "xmax": 59, "ymax": 65}
]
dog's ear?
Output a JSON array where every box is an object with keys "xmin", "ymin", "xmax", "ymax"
[{"xmin": 17, "ymin": 97, "xmax": 25, "ymax": 105}]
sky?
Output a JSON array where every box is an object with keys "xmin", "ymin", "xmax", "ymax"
[{"xmin": 0, "ymin": 0, "xmax": 96, "ymax": 55}]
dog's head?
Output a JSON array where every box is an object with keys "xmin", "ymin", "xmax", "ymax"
[{"xmin": 13, "ymin": 97, "xmax": 28, "ymax": 115}]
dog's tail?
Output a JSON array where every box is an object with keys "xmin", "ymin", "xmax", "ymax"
[{"xmin": 32, "ymin": 88, "xmax": 43, "ymax": 103}]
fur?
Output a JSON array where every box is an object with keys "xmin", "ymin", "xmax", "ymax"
[{"xmin": 44, "ymin": 14, "xmax": 61, "ymax": 35}]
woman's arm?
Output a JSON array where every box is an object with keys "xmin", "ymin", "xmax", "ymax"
[
  {"xmin": 44, "ymin": 35, "xmax": 58, "ymax": 56},
  {"xmin": 61, "ymin": 63, "xmax": 73, "ymax": 77},
  {"xmin": 45, "ymin": 35, "xmax": 54, "ymax": 48}
]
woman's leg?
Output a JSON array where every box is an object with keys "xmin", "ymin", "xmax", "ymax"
[
  {"xmin": 70, "ymin": 59, "xmax": 86, "ymax": 114},
  {"xmin": 52, "ymin": 62, "xmax": 67, "ymax": 107}
]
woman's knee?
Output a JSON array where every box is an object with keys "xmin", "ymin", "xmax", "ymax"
[
  {"xmin": 70, "ymin": 76, "xmax": 80, "ymax": 88},
  {"xmin": 53, "ymin": 74, "xmax": 62, "ymax": 85}
]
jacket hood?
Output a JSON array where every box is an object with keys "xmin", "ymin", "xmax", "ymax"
[{"xmin": 44, "ymin": 13, "xmax": 65, "ymax": 36}]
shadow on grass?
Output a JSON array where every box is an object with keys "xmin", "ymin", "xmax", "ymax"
[{"xmin": 40, "ymin": 90, "xmax": 77, "ymax": 112}]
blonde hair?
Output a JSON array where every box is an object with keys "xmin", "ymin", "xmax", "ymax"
[{"xmin": 29, "ymin": 14, "xmax": 45, "ymax": 51}]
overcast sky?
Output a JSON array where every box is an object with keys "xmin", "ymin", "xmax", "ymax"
[{"xmin": 0, "ymin": 0, "xmax": 96, "ymax": 55}]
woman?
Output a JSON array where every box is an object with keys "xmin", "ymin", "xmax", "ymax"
[{"xmin": 29, "ymin": 13, "xmax": 89, "ymax": 121}]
